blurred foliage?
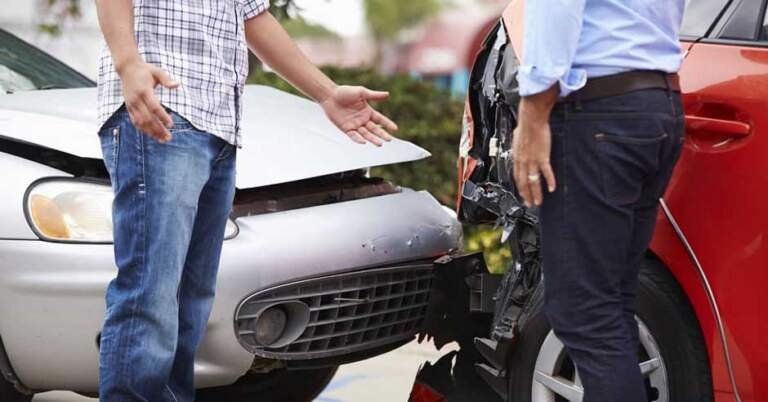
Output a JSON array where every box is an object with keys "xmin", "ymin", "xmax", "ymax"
[
  {"xmin": 466, "ymin": 228, "xmax": 512, "ymax": 274},
  {"xmin": 249, "ymin": 67, "xmax": 511, "ymax": 272},
  {"xmin": 282, "ymin": 18, "xmax": 340, "ymax": 39},
  {"xmin": 363, "ymin": 0, "xmax": 441, "ymax": 63},
  {"xmin": 363, "ymin": 0, "xmax": 441, "ymax": 42},
  {"xmin": 269, "ymin": 0, "xmax": 301, "ymax": 21}
]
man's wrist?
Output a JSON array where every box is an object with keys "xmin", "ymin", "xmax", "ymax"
[
  {"xmin": 316, "ymin": 82, "xmax": 339, "ymax": 105},
  {"xmin": 114, "ymin": 55, "xmax": 143, "ymax": 77},
  {"xmin": 518, "ymin": 84, "xmax": 559, "ymax": 130}
]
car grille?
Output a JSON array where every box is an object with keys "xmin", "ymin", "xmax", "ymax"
[{"xmin": 235, "ymin": 263, "xmax": 434, "ymax": 360}]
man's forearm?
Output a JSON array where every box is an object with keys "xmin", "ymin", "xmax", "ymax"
[
  {"xmin": 244, "ymin": 12, "xmax": 337, "ymax": 103},
  {"xmin": 95, "ymin": 0, "xmax": 141, "ymax": 73},
  {"xmin": 518, "ymin": 84, "xmax": 559, "ymax": 129}
]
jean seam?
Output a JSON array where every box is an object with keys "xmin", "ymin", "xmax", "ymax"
[
  {"xmin": 165, "ymin": 385, "xmax": 179, "ymax": 402},
  {"xmin": 112, "ymin": 126, "xmax": 121, "ymax": 187},
  {"xmin": 214, "ymin": 144, "xmax": 232, "ymax": 164},
  {"xmin": 114, "ymin": 124, "xmax": 148, "ymax": 392}
]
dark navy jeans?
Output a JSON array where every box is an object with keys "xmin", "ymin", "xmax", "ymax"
[
  {"xmin": 540, "ymin": 88, "xmax": 684, "ymax": 402},
  {"xmin": 97, "ymin": 110, "xmax": 236, "ymax": 402}
]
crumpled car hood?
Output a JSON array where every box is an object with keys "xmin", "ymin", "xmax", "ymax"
[{"xmin": 0, "ymin": 86, "xmax": 430, "ymax": 188}]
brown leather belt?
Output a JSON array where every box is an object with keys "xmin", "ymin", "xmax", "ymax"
[{"xmin": 563, "ymin": 70, "xmax": 681, "ymax": 103}]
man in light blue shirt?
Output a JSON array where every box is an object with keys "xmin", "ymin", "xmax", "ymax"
[
  {"xmin": 510, "ymin": 1, "xmax": 686, "ymax": 400},
  {"xmin": 517, "ymin": 0, "xmax": 685, "ymax": 98}
]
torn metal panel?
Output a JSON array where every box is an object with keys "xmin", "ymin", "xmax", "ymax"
[
  {"xmin": 426, "ymin": 14, "xmax": 545, "ymax": 401},
  {"xmin": 412, "ymin": 254, "xmax": 502, "ymax": 402}
]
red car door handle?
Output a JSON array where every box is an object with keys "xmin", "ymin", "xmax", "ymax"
[{"xmin": 685, "ymin": 115, "xmax": 751, "ymax": 138}]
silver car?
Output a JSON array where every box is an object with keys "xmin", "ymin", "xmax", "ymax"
[{"xmin": 0, "ymin": 29, "xmax": 462, "ymax": 402}]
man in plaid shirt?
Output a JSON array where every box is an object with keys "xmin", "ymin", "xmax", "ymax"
[{"xmin": 94, "ymin": 1, "xmax": 398, "ymax": 400}]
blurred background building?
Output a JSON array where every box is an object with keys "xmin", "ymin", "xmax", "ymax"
[{"xmin": 0, "ymin": 0, "xmax": 506, "ymax": 95}]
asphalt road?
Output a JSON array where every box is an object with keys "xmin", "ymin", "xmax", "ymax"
[{"xmin": 33, "ymin": 340, "xmax": 457, "ymax": 402}]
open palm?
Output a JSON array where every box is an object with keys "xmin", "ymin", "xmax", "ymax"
[{"xmin": 321, "ymin": 85, "xmax": 399, "ymax": 146}]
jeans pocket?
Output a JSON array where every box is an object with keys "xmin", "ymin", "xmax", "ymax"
[
  {"xmin": 98, "ymin": 125, "xmax": 120, "ymax": 189},
  {"xmin": 595, "ymin": 132, "xmax": 669, "ymax": 145},
  {"xmin": 593, "ymin": 128, "xmax": 668, "ymax": 206}
]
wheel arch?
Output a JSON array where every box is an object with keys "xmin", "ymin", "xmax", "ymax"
[{"xmin": 649, "ymin": 202, "xmax": 737, "ymax": 397}]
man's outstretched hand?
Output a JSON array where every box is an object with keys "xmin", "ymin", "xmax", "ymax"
[
  {"xmin": 320, "ymin": 85, "xmax": 399, "ymax": 146},
  {"xmin": 119, "ymin": 60, "xmax": 179, "ymax": 143}
]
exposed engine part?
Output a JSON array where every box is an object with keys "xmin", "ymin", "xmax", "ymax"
[{"xmin": 232, "ymin": 170, "xmax": 399, "ymax": 217}]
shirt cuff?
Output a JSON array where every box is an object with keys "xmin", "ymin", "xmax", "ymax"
[
  {"xmin": 517, "ymin": 65, "xmax": 588, "ymax": 98},
  {"xmin": 243, "ymin": 0, "xmax": 270, "ymax": 20}
]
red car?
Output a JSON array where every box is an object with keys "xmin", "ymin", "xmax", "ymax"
[{"xmin": 416, "ymin": 1, "xmax": 766, "ymax": 402}]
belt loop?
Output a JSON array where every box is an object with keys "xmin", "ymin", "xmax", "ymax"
[
  {"xmin": 661, "ymin": 71, "xmax": 677, "ymax": 116},
  {"xmin": 661, "ymin": 71, "xmax": 673, "ymax": 102}
]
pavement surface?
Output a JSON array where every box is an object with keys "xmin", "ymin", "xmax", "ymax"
[{"xmin": 33, "ymin": 340, "xmax": 457, "ymax": 402}]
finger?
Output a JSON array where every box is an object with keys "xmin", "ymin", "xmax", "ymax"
[
  {"xmin": 346, "ymin": 131, "xmax": 366, "ymax": 145},
  {"xmin": 366, "ymin": 121, "xmax": 394, "ymax": 141},
  {"xmin": 513, "ymin": 159, "xmax": 531, "ymax": 207},
  {"xmin": 362, "ymin": 88, "xmax": 390, "ymax": 101},
  {"xmin": 125, "ymin": 103, "xmax": 142, "ymax": 129},
  {"xmin": 372, "ymin": 110, "xmax": 399, "ymax": 132},
  {"xmin": 358, "ymin": 126, "xmax": 383, "ymax": 147},
  {"xmin": 145, "ymin": 95, "xmax": 174, "ymax": 129},
  {"xmin": 135, "ymin": 101, "xmax": 171, "ymax": 143},
  {"xmin": 528, "ymin": 162, "xmax": 543, "ymax": 207},
  {"xmin": 152, "ymin": 67, "xmax": 180, "ymax": 89},
  {"xmin": 518, "ymin": 164, "xmax": 534, "ymax": 207},
  {"xmin": 541, "ymin": 162, "xmax": 557, "ymax": 193}
]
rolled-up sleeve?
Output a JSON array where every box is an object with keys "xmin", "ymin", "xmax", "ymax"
[
  {"xmin": 517, "ymin": 0, "xmax": 588, "ymax": 97},
  {"xmin": 243, "ymin": 0, "xmax": 270, "ymax": 20}
]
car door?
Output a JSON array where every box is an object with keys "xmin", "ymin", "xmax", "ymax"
[{"xmin": 661, "ymin": 0, "xmax": 768, "ymax": 400}]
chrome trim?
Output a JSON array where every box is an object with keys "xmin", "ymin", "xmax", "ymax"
[{"xmin": 659, "ymin": 199, "xmax": 742, "ymax": 402}]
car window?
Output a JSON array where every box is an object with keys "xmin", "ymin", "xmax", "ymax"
[
  {"xmin": 717, "ymin": 0, "xmax": 764, "ymax": 40},
  {"xmin": 681, "ymin": 0, "xmax": 732, "ymax": 37},
  {"xmin": 0, "ymin": 29, "xmax": 94, "ymax": 93}
]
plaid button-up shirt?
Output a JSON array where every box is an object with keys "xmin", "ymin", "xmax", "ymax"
[{"xmin": 97, "ymin": 0, "xmax": 270, "ymax": 146}]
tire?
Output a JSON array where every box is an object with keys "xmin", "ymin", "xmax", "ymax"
[
  {"xmin": 196, "ymin": 366, "xmax": 338, "ymax": 402},
  {"xmin": 506, "ymin": 256, "xmax": 713, "ymax": 402}
]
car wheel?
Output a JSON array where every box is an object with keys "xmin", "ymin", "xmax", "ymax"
[
  {"xmin": 196, "ymin": 366, "xmax": 338, "ymax": 402},
  {"xmin": 506, "ymin": 257, "xmax": 713, "ymax": 402}
]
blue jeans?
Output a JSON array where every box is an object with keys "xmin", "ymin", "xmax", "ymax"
[
  {"xmin": 97, "ymin": 110, "xmax": 237, "ymax": 402},
  {"xmin": 541, "ymin": 88, "xmax": 684, "ymax": 402}
]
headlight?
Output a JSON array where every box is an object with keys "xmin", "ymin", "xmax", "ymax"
[
  {"xmin": 26, "ymin": 179, "xmax": 239, "ymax": 243},
  {"xmin": 224, "ymin": 217, "xmax": 239, "ymax": 240}
]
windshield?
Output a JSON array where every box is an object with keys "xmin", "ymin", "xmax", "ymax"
[{"xmin": 0, "ymin": 29, "xmax": 95, "ymax": 92}]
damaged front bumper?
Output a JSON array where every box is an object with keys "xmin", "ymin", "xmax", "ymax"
[{"xmin": 413, "ymin": 219, "xmax": 541, "ymax": 402}]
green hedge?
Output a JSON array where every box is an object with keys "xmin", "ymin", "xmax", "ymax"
[{"xmin": 248, "ymin": 68, "xmax": 510, "ymax": 272}]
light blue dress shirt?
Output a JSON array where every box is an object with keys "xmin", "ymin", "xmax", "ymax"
[{"xmin": 517, "ymin": 0, "xmax": 686, "ymax": 97}]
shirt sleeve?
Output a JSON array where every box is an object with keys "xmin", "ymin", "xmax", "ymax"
[
  {"xmin": 517, "ymin": 0, "xmax": 588, "ymax": 97},
  {"xmin": 243, "ymin": 0, "xmax": 270, "ymax": 20}
]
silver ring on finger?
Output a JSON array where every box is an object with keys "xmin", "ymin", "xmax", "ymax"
[{"xmin": 528, "ymin": 174, "xmax": 541, "ymax": 183}]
